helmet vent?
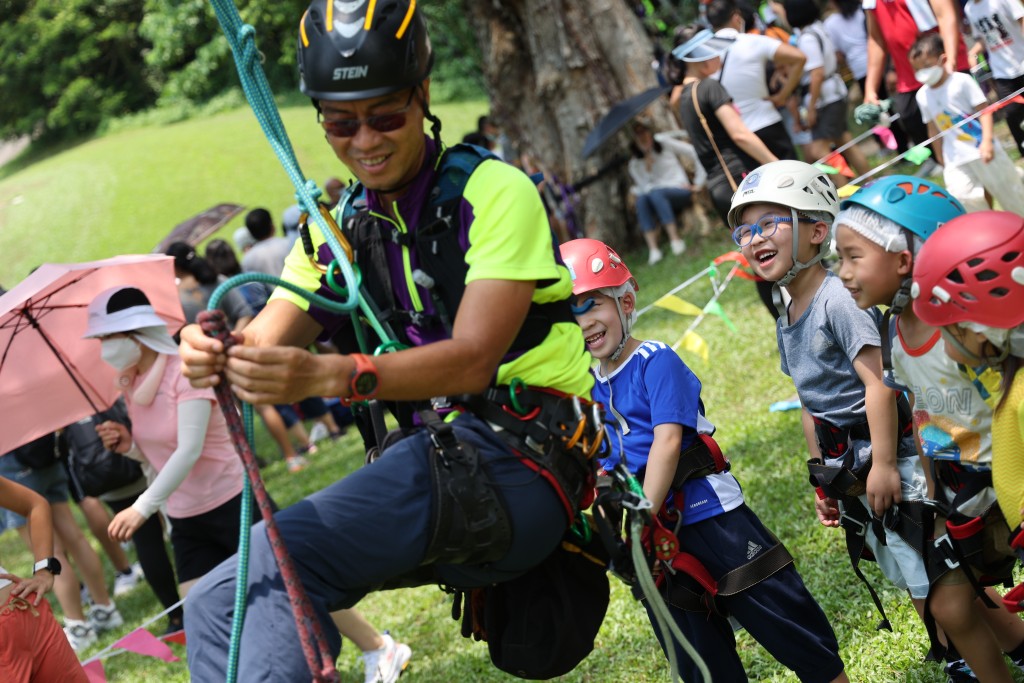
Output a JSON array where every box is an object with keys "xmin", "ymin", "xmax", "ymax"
[
  {"xmin": 1001, "ymin": 251, "xmax": 1020, "ymax": 263},
  {"xmin": 989, "ymin": 287, "xmax": 1010, "ymax": 298},
  {"xmin": 946, "ymin": 269, "xmax": 964, "ymax": 284},
  {"xmin": 959, "ymin": 291, "xmax": 977, "ymax": 302},
  {"xmin": 975, "ymin": 269, "xmax": 998, "ymax": 282}
]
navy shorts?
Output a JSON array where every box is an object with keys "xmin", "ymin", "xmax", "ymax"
[
  {"xmin": 0, "ymin": 455, "xmax": 69, "ymax": 532},
  {"xmin": 647, "ymin": 504, "xmax": 845, "ymax": 683},
  {"xmin": 184, "ymin": 413, "xmax": 566, "ymax": 682}
]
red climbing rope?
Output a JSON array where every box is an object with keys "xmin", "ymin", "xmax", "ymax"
[{"xmin": 198, "ymin": 309, "xmax": 338, "ymax": 683}]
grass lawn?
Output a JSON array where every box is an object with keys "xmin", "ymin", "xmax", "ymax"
[{"xmin": 1, "ymin": 101, "xmax": 1023, "ymax": 681}]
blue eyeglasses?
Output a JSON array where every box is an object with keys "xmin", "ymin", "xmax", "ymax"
[{"xmin": 731, "ymin": 213, "xmax": 815, "ymax": 247}]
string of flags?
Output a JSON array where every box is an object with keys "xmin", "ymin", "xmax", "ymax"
[
  {"xmin": 636, "ymin": 251, "xmax": 753, "ymax": 362},
  {"xmin": 80, "ymin": 600, "xmax": 186, "ymax": 682}
]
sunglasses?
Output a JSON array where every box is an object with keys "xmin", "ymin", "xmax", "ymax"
[
  {"xmin": 731, "ymin": 212, "xmax": 815, "ymax": 247},
  {"xmin": 321, "ymin": 90, "xmax": 415, "ymax": 139}
]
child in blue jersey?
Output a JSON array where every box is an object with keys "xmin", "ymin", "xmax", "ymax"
[
  {"xmin": 833, "ymin": 177, "xmax": 1024, "ymax": 682},
  {"xmin": 560, "ymin": 238, "xmax": 847, "ymax": 683}
]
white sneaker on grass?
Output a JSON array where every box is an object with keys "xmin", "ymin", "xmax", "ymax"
[
  {"xmin": 647, "ymin": 247, "xmax": 663, "ymax": 266},
  {"xmin": 88, "ymin": 602, "xmax": 124, "ymax": 633},
  {"xmin": 361, "ymin": 633, "xmax": 412, "ymax": 683},
  {"xmin": 309, "ymin": 422, "xmax": 330, "ymax": 443},
  {"xmin": 113, "ymin": 562, "xmax": 144, "ymax": 597},
  {"xmin": 64, "ymin": 619, "xmax": 98, "ymax": 653}
]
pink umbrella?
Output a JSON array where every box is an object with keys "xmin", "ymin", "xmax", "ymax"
[{"xmin": 0, "ymin": 254, "xmax": 184, "ymax": 454}]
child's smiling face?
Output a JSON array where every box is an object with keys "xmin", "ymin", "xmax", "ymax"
[
  {"xmin": 835, "ymin": 225, "xmax": 910, "ymax": 309},
  {"xmin": 572, "ymin": 290, "xmax": 628, "ymax": 362},
  {"xmin": 736, "ymin": 202, "xmax": 799, "ymax": 282}
]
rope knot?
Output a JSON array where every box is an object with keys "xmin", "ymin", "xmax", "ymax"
[{"xmin": 197, "ymin": 309, "xmax": 236, "ymax": 350}]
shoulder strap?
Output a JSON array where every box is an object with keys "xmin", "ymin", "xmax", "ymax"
[{"xmin": 690, "ymin": 82, "xmax": 738, "ymax": 192}]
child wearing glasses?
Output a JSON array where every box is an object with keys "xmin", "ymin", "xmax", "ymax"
[
  {"xmin": 728, "ymin": 161, "xmax": 938, "ymax": 668},
  {"xmin": 834, "ymin": 179, "xmax": 1024, "ymax": 682},
  {"xmin": 560, "ymin": 237, "xmax": 847, "ymax": 683}
]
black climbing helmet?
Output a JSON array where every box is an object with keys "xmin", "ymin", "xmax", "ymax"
[{"xmin": 298, "ymin": 0, "xmax": 433, "ymax": 102}]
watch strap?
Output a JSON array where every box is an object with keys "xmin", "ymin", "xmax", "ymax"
[{"xmin": 342, "ymin": 353, "xmax": 379, "ymax": 406}]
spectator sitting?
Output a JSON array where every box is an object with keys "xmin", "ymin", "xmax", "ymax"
[{"xmin": 627, "ymin": 120, "xmax": 706, "ymax": 264}]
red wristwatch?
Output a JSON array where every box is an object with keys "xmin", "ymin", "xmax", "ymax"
[{"xmin": 341, "ymin": 353, "xmax": 379, "ymax": 406}]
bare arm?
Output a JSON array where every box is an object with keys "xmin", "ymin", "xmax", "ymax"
[
  {"xmin": 180, "ymin": 279, "xmax": 536, "ymax": 404},
  {"xmin": 978, "ymin": 106, "xmax": 995, "ymax": 162},
  {"xmin": 714, "ymin": 103, "xmax": 779, "ymax": 165},
  {"xmin": 643, "ymin": 424, "xmax": 683, "ymax": 514},
  {"xmin": 930, "ymin": 0, "xmax": 963, "ymax": 73},
  {"xmin": 0, "ymin": 477, "xmax": 55, "ymax": 603},
  {"xmin": 853, "ymin": 345, "xmax": 902, "ymax": 518},
  {"xmin": 864, "ymin": 10, "xmax": 887, "ymax": 104},
  {"xmin": 926, "ymin": 121, "xmax": 945, "ymax": 165},
  {"xmin": 771, "ymin": 43, "xmax": 808, "ymax": 105}
]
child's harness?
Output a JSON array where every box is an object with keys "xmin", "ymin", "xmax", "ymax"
[
  {"xmin": 593, "ymin": 432, "xmax": 796, "ymax": 618},
  {"xmin": 805, "ymin": 392, "xmax": 914, "ymax": 631}
]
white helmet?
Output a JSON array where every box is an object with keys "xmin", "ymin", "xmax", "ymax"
[{"xmin": 728, "ymin": 160, "xmax": 840, "ymax": 286}]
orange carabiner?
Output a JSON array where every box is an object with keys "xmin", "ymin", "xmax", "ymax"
[{"xmin": 303, "ymin": 203, "xmax": 354, "ymax": 273}]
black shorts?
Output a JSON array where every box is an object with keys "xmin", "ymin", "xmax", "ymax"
[
  {"xmin": 169, "ymin": 492, "xmax": 270, "ymax": 583},
  {"xmin": 812, "ymin": 99, "xmax": 849, "ymax": 141},
  {"xmin": 755, "ymin": 120, "xmax": 797, "ymax": 161},
  {"xmin": 892, "ymin": 88, "xmax": 929, "ymax": 147}
]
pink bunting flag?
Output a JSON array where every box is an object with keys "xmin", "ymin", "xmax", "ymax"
[
  {"xmin": 113, "ymin": 627, "xmax": 181, "ymax": 663},
  {"xmin": 872, "ymin": 125, "xmax": 898, "ymax": 150},
  {"xmin": 82, "ymin": 660, "xmax": 107, "ymax": 683}
]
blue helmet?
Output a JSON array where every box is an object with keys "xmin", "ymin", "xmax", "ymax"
[{"xmin": 839, "ymin": 175, "xmax": 965, "ymax": 241}]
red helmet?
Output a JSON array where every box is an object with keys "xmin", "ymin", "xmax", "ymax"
[
  {"xmin": 559, "ymin": 239, "xmax": 639, "ymax": 296},
  {"xmin": 911, "ymin": 211, "xmax": 1024, "ymax": 328}
]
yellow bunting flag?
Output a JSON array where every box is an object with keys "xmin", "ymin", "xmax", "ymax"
[
  {"xmin": 654, "ymin": 295, "xmax": 703, "ymax": 317},
  {"xmin": 837, "ymin": 183, "xmax": 860, "ymax": 199},
  {"xmin": 676, "ymin": 331, "xmax": 709, "ymax": 363}
]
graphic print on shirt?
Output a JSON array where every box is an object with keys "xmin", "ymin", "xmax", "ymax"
[
  {"xmin": 935, "ymin": 108, "xmax": 982, "ymax": 145},
  {"xmin": 975, "ymin": 12, "xmax": 1014, "ymax": 51}
]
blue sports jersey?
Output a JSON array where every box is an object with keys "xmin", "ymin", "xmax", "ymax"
[{"xmin": 593, "ymin": 340, "xmax": 744, "ymax": 525}]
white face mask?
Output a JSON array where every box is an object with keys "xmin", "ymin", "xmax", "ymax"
[
  {"xmin": 915, "ymin": 65, "xmax": 944, "ymax": 87},
  {"xmin": 100, "ymin": 337, "xmax": 142, "ymax": 372}
]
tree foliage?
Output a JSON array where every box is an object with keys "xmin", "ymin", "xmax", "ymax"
[
  {"xmin": 140, "ymin": 0, "xmax": 307, "ymax": 106},
  {"xmin": 0, "ymin": 0, "xmax": 156, "ymax": 141}
]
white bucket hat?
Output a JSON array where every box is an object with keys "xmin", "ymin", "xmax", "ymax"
[{"xmin": 84, "ymin": 286, "xmax": 180, "ymax": 355}]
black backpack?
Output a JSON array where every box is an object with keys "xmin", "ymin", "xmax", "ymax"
[
  {"xmin": 65, "ymin": 400, "xmax": 144, "ymax": 498},
  {"xmin": 11, "ymin": 432, "xmax": 66, "ymax": 470}
]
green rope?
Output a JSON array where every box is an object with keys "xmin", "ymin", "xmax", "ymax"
[{"xmin": 207, "ymin": 0, "xmax": 359, "ymax": 312}]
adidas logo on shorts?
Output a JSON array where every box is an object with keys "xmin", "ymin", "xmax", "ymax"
[{"xmin": 747, "ymin": 540, "xmax": 763, "ymax": 560}]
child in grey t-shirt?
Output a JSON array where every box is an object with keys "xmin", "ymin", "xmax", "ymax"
[{"xmin": 728, "ymin": 161, "xmax": 931, "ymax": 623}]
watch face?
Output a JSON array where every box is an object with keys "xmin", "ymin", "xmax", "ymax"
[{"xmin": 354, "ymin": 372, "xmax": 378, "ymax": 397}]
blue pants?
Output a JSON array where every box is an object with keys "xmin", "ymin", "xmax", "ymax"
[
  {"xmin": 275, "ymin": 397, "xmax": 329, "ymax": 429},
  {"xmin": 185, "ymin": 413, "xmax": 566, "ymax": 681},
  {"xmin": 647, "ymin": 505, "xmax": 845, "ymax": 683},
  {"xmin": 635, "ymin": 187, "xmax": 692, "ymax": 233}
]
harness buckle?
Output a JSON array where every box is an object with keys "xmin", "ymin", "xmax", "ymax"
[
  {"xmin": 933, "ymin": 534, "xmax": 961, "ymax": 570},
  {"xmin": 840, "ymin": 512, "xmax": 868, "ymax": 536},
  {"xmin": 620, "ymin": 492, "xmax": 653, "ymax": 513}
]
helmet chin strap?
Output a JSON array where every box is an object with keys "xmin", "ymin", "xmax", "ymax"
[
  {"xmin": 777, "ymin": 208, "xmax": 825, "ymax": 287},
  {"xmin": 609, "ymin": 297, "xmax": 633, "ymax": 362},
  {"xmin": 940, "ymin": 328, "xmax": 1010, "ymax": 368}
]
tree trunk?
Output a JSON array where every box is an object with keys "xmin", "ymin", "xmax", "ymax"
[{"xmin": 464, "ymin": 0, "xmax": 674, "ymax": 248}]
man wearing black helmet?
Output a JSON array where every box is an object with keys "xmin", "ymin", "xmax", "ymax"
[{"xmin": 178, "ymin": 1, "xmax": 598, "ymax": 679}]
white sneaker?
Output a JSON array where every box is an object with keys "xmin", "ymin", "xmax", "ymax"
[
  {"xmin": 64, "ymin": 619, "xmax": 98, "ymax": 653},
  {"xmin": 88, "ymin": 602, "xmax": 124, "ymax": 633},
  {"xmin": 113, "ymin": 562, "xmax": 144, "ymax": 597},
  {"xmin": 309, "ymin": 422, "xmax": 330, "ymax": 443},
  {"xmin": 647, "ymin": 248, "xmax": 663, "ymax": 266},
  {"xmin": 670, "ymin": 239, "xmax": 687, "ymax": 255},
  {"xmin": 361, "ymin": 633, "xmax": 412, "ymax": 683}
]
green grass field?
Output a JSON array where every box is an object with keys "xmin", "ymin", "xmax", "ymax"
[{"xmin": 1, "ymin": 103, "xmax": 1023, "ymax": 682}]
